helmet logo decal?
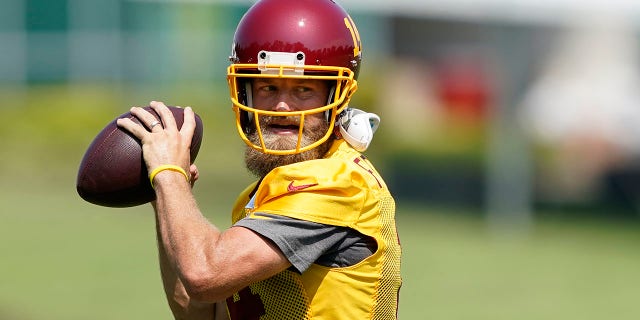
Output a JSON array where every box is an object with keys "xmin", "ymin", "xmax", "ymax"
[{"xmin": 344, "ymin": 16, "xmax": 362, "ymax": 58}]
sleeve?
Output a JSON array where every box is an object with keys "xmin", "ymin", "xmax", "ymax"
[{"xmin": 234, "ymin": 212, "xmax": 374, "ymax": 273}]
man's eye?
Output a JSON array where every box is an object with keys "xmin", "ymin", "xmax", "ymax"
[{"xmin": 296, "ymin": 87, "xmax": 312, "ymax": 93}]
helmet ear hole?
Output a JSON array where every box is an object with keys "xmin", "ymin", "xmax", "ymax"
[
  {"xmin": 239, "ymin": 80, "xmax": 254, "ymax": 134},
  {"xmin": 244, "ymin": 81, "xmax": 254, "ymax": 108},
  {"xmin": 325, "ymin": 85, "xmax": 337, "ymax": 122},
  {"xmin": 327, "ymin": 85, "xmax": 336, "ymax": 105},
  {"xmin": 240, "ymin": 110, "xmax": 251, "ymax": 134}
]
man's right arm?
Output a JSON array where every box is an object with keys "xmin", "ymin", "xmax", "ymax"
[{"xmin": 158, "ymin": 226, "xmax": 229, "ymax": 320}]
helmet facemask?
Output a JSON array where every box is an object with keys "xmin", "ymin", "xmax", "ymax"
[{"xmin": 228, "ymin": 50, "xmax": 358, "ymax": 155}]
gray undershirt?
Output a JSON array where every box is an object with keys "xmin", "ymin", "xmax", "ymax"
[{"xmin": 234, "ymin": 212, "xmax": 377, "ymax": 273}]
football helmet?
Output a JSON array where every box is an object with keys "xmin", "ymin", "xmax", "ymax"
[{"xmin": 227, "ymin": 0, "xmax": 362, "ymax": 155}]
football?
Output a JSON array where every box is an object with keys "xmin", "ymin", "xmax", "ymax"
[{"xmin": 76, "ymin": 106, "xmax": 203, "ymax": 207}]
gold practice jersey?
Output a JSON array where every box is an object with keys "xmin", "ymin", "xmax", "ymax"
[{"xmin": 227, "ymin": 140, "xmax": 402, "ymax": 320}]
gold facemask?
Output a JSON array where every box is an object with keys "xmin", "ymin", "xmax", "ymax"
[{"xmin": 228, "ymin": 63, "xmax": 357, "ymax": 155}]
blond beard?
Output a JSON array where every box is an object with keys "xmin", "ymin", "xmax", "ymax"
[{"xmin": 244, "ymin": 117, "xmax": 334, "ymax": 178}]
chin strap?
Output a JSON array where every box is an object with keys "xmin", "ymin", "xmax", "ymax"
[{"xmin": 337, "ymin": 107, "xmax": 380, "ymax": 152}]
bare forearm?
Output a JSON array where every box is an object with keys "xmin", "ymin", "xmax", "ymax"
[
  {"xmin": 154, "ymin": 172, "xmax": 221, "ymax": 270},
  {"xmin": 151, "ymin": 171, "xmax": 289, "ymax": 302},
  {"xmin": 152, "ymin": 171, "xmax": 232, "ymax": 300},
  {"xmin": 155, "ymin": 204, "xmax": 218, "ymax": 319}
]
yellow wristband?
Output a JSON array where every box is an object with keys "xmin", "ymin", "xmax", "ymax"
[{"xmin": 149, "ymin": 164, "xmax": 189, "ymax": 188}]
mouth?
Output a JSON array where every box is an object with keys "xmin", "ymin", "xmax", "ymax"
[{"xmin": 266, "ymin": 123, "xmax": 300, "ymax": 135}]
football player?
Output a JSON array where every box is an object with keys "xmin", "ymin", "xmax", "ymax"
[{"xmin": 117, "ymin": 0, "xmax": 401, "ymax": 319}]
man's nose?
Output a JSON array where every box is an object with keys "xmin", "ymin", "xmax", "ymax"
[{"xmin": 273, "ymin": 101, "xmax": 293, "ymax": 112}]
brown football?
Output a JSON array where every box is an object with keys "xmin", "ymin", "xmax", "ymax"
[{"xmin": 76, "ymin": 106, "xmax": 203, "ymax": 207}]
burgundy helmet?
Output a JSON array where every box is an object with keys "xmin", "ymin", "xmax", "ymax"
[{"xmin": 227, "ymin": 0, "xmax": 362, "ymax": 155}]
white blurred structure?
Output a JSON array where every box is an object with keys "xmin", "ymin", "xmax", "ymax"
[{"xmin": 519, "ymin": 14, "xmax": 640, "ymax": 202}]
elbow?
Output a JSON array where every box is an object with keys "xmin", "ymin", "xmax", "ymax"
[{"xmin": 180, "ymin": 268, "xmax": 235, "ymax": 302}]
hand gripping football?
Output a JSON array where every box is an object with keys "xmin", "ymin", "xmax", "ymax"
[{"xmin": 76, "ymin": 106, "xmax": 203, "ymax": 207}]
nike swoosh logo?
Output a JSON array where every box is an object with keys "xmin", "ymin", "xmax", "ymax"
[{"xmin": 287, "ymin": 181, "xmax": 318, "ymax": 192}]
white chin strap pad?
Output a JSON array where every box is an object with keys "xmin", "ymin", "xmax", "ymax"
[{"xmin": 338, "ymin": 108, "xmax": 380, "ymax": 152}]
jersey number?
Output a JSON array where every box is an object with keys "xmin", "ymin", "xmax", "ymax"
[{"xmin": 226, "ymin": 287, "xmax": 266, "ymax": 320}]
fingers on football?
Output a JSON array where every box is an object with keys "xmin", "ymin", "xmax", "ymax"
[
  {"xmin": 181, "ymin": 107, "xmax": 197, "ymax": 137},
  {"xmin": 116, "ymin": 117, "xmax": 148, "ymax": 139},
  {"xmin": 127, "ymin": 106, "xmax": 161, "ymax": 132},
  {"xmin": 150, "ymin": 101, "xmax": 178, "ymax": 131},
  {"xmin": 189, "ymin": 164, "xmax": 199, "ymax": 186}
]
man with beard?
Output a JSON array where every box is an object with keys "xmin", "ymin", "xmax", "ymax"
[{"xmin": 117, "ymin": 0, "xmax": 401, "ymax": 319}]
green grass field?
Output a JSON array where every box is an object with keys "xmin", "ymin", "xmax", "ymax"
[{"xmin": 1, "ymin": 84, "xmax": 639, "ymax": 319}]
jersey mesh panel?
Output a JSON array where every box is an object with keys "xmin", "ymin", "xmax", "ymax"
[
  {"xmin": 372, "ymin": 193, "xmax": 402, "ymax": 319},
  {"xmin": 251, "ymin": 270, "xmax": 312, "ymax": 319}
]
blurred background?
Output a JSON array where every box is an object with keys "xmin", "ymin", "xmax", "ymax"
[{"xmin": 1, "ymin": 0, "xmax": 640, "ymax": 319}]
